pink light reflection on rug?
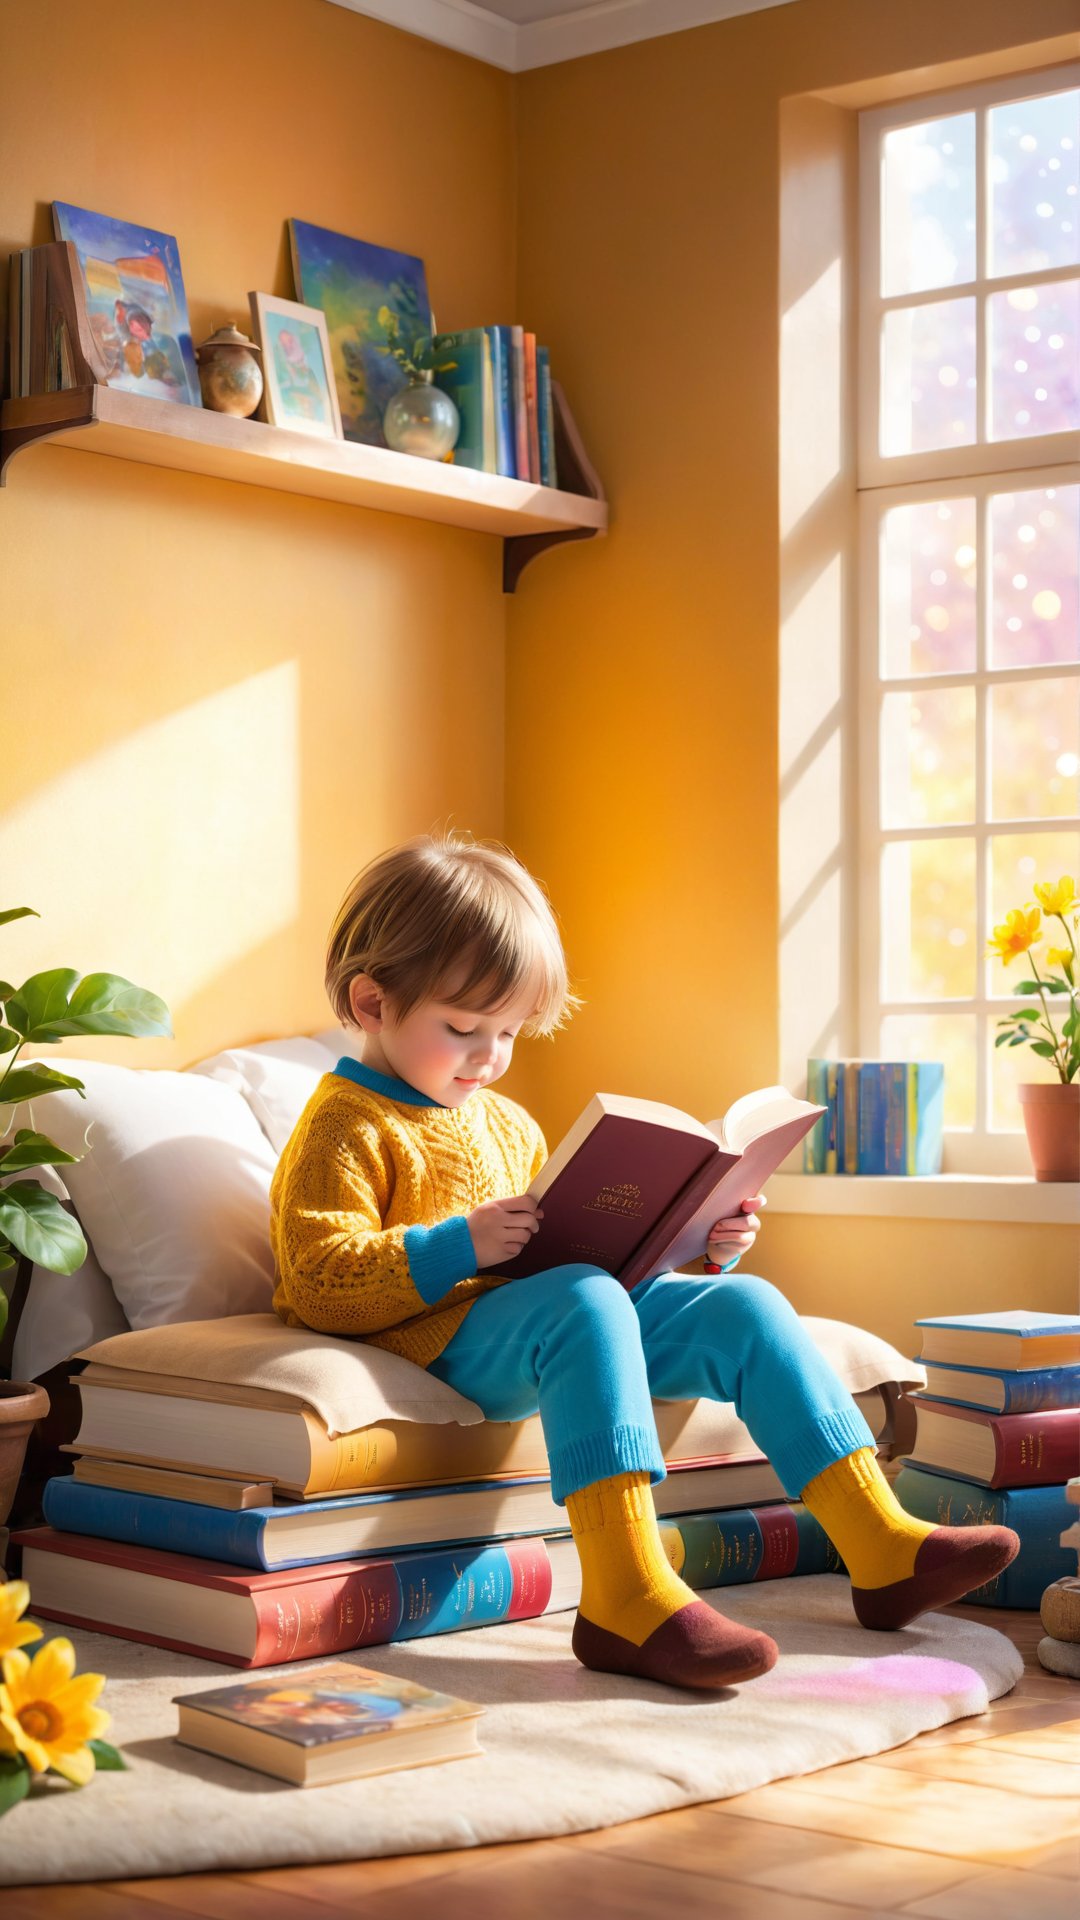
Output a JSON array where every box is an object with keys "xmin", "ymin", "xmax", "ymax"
[{"xmin": 765, "ymin": 1655, "xmax": 984, "ymax": 1701}]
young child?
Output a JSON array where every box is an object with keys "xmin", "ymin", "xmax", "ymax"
[{"xmin": 271, "ymin": 834, "xmax": 1018, "ymax": 1693}]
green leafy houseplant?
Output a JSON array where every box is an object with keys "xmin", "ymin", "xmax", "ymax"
[{"xmin": 0, "ymin": 905, "xmax": 171, "ymax": 1345}]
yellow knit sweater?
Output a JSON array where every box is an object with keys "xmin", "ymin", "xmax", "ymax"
[{"xmin": 270, "ymin": 1063, "xmax": 548, "ymax": 1368}]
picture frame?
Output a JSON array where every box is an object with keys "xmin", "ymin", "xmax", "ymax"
[
  {"xmin": 247, "ymin": 291, "xmax": 343, "ymax": 439},
  {"xmin": 52, "ymin": 200, "xmax": 201, "ymax": 406}
]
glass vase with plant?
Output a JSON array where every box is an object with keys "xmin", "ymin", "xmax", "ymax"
[{"xmin": 988, "ymin": 875, "xmax": 1078, "ymax": 1180}]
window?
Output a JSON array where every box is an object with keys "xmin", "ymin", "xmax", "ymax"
[{"xmin": 858, "ymin": 68, "xmax": 1080, "ymax": 1173}]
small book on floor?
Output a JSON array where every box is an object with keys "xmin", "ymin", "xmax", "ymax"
[
  {"xmin": 479, "ymin": 1086, "xmax": 824, "ymax": 1289},
  {"xmin": 174, "ymin": 1660, "xmax": 484, "ymax": 1786}
]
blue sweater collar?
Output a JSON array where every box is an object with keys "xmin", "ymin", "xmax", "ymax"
[{"xmin": 333, "ymin": 1056, "xmax": 444, "ymax": 1109}]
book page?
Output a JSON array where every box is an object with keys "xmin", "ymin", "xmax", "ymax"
[
  {"xmin": 711, "ymin": 1086, "xmax": 824, "ymax": 1154},
  {"xmin": 644, "ymin": 1109, "xmax": 824, "ymax": 1279}
]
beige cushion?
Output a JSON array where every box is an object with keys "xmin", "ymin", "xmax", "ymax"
[{"xmin": 78, "ymin": 1309, "xmax": 923, "ymax": 1444}]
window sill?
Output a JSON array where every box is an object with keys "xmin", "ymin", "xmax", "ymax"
[{"xmin": 769, "ymin": 1174, "xmax": 1080, "ymax": 1224}]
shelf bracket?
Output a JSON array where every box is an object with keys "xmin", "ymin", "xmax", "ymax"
[{"xmin": 503, "ymin": 382, "xmax": 606, "ymax": 593}]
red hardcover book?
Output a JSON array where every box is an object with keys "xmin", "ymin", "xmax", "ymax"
[
  {"xmin": 907, "ymin": 1399, "xmax": 1080, "ymax": 1489},
  {"xmin": 11, "ymin": 1528, "xmax": 555, "ymax": 1669},
  {"xmin": 480, "ymin": 1088, "xmax": 823, "ymax": 1291},
  {"xmin": 523, "ymin": 331, "xmax": 541, "ymax": 482}
]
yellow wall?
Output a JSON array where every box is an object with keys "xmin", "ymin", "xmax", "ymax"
[
  {"xmin": 1, "ymin": 0, "xmax": 1075, "ymax": 1341},
  {"xmin": 507, "ymin": 0, "xmax": 1079, "ymax": 1334},
  {"xmin": 0, "ymin": 0, "xmax": 516, "ymax": 1067}
]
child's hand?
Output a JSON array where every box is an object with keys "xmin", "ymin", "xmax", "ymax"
[
  {"xmin": 467, "ymin": 1194, "xmax": 543, "ymax": 1269},
  {"xmin": 704, "ymin": 1194, "xmax": 766, "ymax": 1269}
]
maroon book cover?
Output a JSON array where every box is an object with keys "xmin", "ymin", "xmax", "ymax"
[
  {"xmin": 911, "ymin": 1401, "xmax": 1080, "ymax": 1489},
  {"xmin": 13, "ymin": 1527, "xmax": 406, "ymax": 1669},
  {"xmin": 481, "ymin": 1111, "xmax": 718, "ymax": 1284},
  {"xmin": 755, "ymin": 1505, "xmax": 800, "ymax": 1579}
]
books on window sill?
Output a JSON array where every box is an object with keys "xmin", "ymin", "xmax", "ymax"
[
  {"xmin": 13, "ymin": 1496, "xmax": 838, "ymax": 1668},
  {"xmin": 428, "ymin": 325, "xmax": 558, "ymax": 485},
  {"xmin": 173, "ymin": 1661, "xmax": 484, "ymax": 1787},
  {"xmin": 803, "ymin": 1059, "xmax": 944, "ymax": 1176},
  {"xmin": 895, "ymin": 1307, "xmax": 1080, "ymax": 1607}
]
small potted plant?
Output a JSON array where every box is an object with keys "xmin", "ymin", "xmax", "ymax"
[
  {"xmin": 989, "ymin": 875, "xmax": 1079, "ymax": 1182},
  {"xmin": 0, "ymin": 906, "xmax": 170, "ymax": 1524}
]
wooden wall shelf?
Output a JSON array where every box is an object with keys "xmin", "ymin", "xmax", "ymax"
[{"xmin": 0, "ymin": 383, "xmax": 607, "ymax": 592}]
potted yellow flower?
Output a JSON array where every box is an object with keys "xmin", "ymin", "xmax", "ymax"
[
  {"xmin": 989, "ymin": 875, "xmax": 1079, "ymax": 1182},
  {"xmin": 0, "ymin": 1580, "xmax": 123, "ymax": 1814}
]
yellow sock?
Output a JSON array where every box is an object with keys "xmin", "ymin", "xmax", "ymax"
[
  {"xmin": 565, "ymin": 1471, "xmax": 696, "ymax": 1646},
  {"xmin": 801, "ymin": 1447, "xmax": 935, "ymax": 1590}
]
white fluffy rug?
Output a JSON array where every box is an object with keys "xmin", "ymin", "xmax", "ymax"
[{"xmin": 3, "ymin": 1576, "xmax": 1023, "ymax": 1887}]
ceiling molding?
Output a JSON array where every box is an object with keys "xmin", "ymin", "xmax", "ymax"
[{"xmin": 324, "ymin": 0, "xmax": 800, "ymax": 72}]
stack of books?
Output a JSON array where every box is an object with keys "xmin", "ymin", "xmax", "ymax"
[
  {"xmin": 10, "ymin": 1357, "xmax": 880, "ymax": 1667},
  {"xmin": 894, "ymin": 1310, "xmax": 1080, "ymax": 1607},
  {"xmin": 804, "ymin": 1059, "xmax": 944, "ymax": 1175},
  {"xmin": 428, "ymin": 326, "xmax": 557, "ymax": 485}
]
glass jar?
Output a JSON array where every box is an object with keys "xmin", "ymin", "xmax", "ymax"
[{"xmin": 383, "ymin": 371, "xmax": 459, "ymax": 461}]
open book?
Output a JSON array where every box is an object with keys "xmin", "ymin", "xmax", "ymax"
[{"xmin": 480, "ymin": 1087, "xmax": 824, "ymax": 1291}]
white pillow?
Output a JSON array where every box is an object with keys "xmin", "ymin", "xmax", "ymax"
[
  {"xmin": 29, "ymin": 1060, "xmax": 277, "ymax": 1330},
  {"xmin": 191, "ymin": 1038, "xmax": 337, "ymax": 1155},
  {"xmin": 2, "ymin": 1165, "xmax": 129, "ymax": 1381}
]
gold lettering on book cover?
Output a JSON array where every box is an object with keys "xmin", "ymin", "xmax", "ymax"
[
  {"xmin": 583, "ymin": 1182, "xmax": 645, "ymax": 1219},
  {"xmin": 569, "ymin": 1241, "xmax": 610, "ymax": 1263}
]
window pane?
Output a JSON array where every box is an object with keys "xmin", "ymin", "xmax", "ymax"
[
  {"xmin": 882, "ymin": 499, "xmax": 977, "ymax": 676},
  {"xmin": 988, "ymin": 828, "xmax": 1080, "ymax": 995},
  {"xmin": 990, "ymin": 88, "xmax": 1080, "ymax": 279},
  {"xmin": 989, "ymin": 278, "xmax": 1080, "ymax": 440},
  {"xmin": 882, "ymin": 687, "xmax": 976, "ymax": 826},
  {"xmin": 883, "ymin": 114, "xmax": 977, "ymax": 296},
  {"xmin": 882, "ymin": 299, "xmax": 977, "ymax": 455},
  {"xmin": 990, "ymin": 677, "xmax": 1080, "ymax": 820},
  {"xmin": 883, "ymin": 839, "xmax": 976, "ymax": 999},
  {"xmin": 881, "ymin": 1013, "xmax": 975, "ymax": 1128},
  {"xmin": 991, "ymin": 484, "xmax": 1080, "ymax": 669}
]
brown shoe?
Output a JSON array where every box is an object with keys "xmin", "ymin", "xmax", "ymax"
[
  {"xmin": 573, "ymin": 1600, "xmax": 778, "ymax": 1691},
  {"xmin": 851, "ymin": 1525, "xmax": 1020, "ymax": 1630}
]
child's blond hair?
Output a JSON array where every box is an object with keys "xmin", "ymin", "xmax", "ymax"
[{"xmin": 326, "ymin": 833, "xmax": 579, "ymax": 1037}]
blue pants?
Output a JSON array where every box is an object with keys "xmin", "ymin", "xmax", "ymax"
[{"xmin": 428, "ymin": 1265, "xmax": 874, "ymax": 1506}]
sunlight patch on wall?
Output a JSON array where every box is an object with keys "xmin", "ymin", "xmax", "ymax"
[
  {"xmin": 779, "ymin": 556, "xmax": 847, "ymax": 1089},
  {"xmin": 780, "ymin": 258, "xmax": 844, "ymax": 542},
  {"xmin": 0, "ymin": 662, "xmax": 301, "ymax": 1025}
]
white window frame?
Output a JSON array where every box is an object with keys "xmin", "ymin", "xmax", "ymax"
[{"xmin": 858, "ymin": 65, "xmax": 1080, "ymax": 1176}]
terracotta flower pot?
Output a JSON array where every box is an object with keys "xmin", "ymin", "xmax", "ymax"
[
  {"xmin": 1018, "ymin": 1081, "xmax": 1080, "ymax": 1182},
  {"xmin": 0, "ymin": 1382, "xmax": 50, "ymax": 1528}
]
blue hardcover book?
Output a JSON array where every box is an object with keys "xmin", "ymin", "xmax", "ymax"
[
  {"xmin": 884, "ymin": 1064, "xmax": 907, "ymax": 1175},
  {"xmin": 429, "ymin": 328, "xmax": 488, "ymax": 471},
  {"xmin": 43, "ymin": 1471, "xmax": 566, "ymax": 1572},
  {"xmin": 662, "ymin": 1502, "xmax": 842, "ymax": 1590},
  {"xmin": 487, "ymin": 325, "xmax": 515, "ymax": 478},
  {"xmin": 856, "ymin": 1063, "xmax": 888, "ymax": 1174},
  {"xmin": 919, "ymin": 1361, "xmax": 1080, "ymax": 1415},
  {"xmin": 910, "ymin": 1061, "xmax": 944, "ymax": 1174},
  {"xmin": 536, "ymin": 345, "xmax": 557, "ymax": 486},
  {"xmin": 804, "ymin": 1059, "xmax": 828, "ymax": 1173},
  {"xmin": 893, "ymin": 1464, "xmax": 1074, "ymax": 1607}
]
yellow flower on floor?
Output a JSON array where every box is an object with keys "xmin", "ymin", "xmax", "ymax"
[
  {"xmin": 1033, "ymin": 876, "xmax": 1076, "ymax": 917},
  {"xmin": 0, "ymin": 1637, "xmax": 110, "ymax": 1786},
  {"xmin": 987, "ymin": 906, "xmax": 1041, "ymax": 962},
  {"xmin": 0, "ymin": 1581, "xmax": 42, "ymax": 1658}
]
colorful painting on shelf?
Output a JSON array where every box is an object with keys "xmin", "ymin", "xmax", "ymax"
[
  {"xmin": 52, "ymin": 202, "xmax": 200, "ymax": 406},
  {"xmin": 248, "ymin": 292, "xmax": 343, "ymax": 439},
  {"xmin": 288, "ymin": 218, "xmax": 432, "ymax": 446}
]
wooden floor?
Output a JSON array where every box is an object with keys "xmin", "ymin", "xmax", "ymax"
[{"xmin": 6, "ymin": 1605, "xmax": 1078, "ymax": 1918}]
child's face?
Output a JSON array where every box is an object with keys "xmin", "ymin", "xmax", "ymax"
[{"xmin": 356, "ymin": 981, "xmax": 537, "ymax": 1107}]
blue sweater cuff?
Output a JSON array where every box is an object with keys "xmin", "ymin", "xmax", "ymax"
[{"xmin": 404, "ymin": 1216, "xmax": 478, "ymax": 1305}]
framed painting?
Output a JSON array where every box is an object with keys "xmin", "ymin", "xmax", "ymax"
[
  {"xmin": 52, "ymin": 201, "xmax": 200, "ymax": 406},
  {"xmin": 248, "ymin": 292, "xmax": 343, "ymax": 439},
  {"xmin": 288, "ymin": 218, "xmax": 432, "ymax": 447}
]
